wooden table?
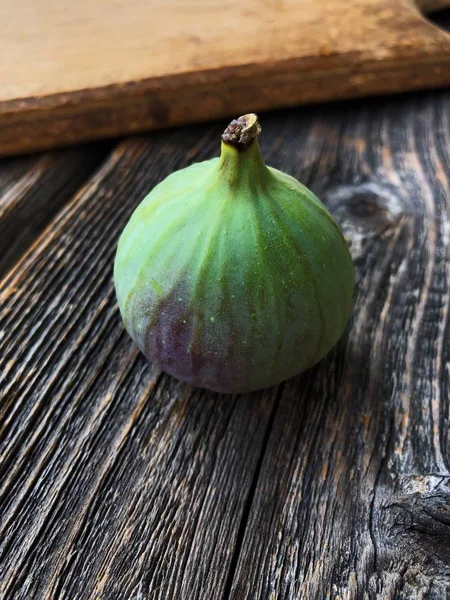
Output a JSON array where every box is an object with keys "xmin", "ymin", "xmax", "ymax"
[{"xmin": 1, "ymin": 88, "xmax": 450, "ymax": 599}]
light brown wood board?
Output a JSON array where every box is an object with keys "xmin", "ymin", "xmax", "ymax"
[{"xmin": 1, "ymin": 0, "xmax": 450, "ymax": 156}]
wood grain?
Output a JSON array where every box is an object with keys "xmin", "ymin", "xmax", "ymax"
[
  {"xmin": 1, "ymin": 90, "xmax": 450, "ymax": 598},
  {"xmin": 228, "ymin": 94, "xmax": 450, "ymax": 599},
  {"xmin": 1, "ymin": 0, "xmax": 450, "ymax": 156},
  {"xmin": 0, "ymin": 145, "xmax": 107, "ymax": 279},
  {"xmin": 0, "ymin": 127, "xmax": 281, "ymax": 599}
]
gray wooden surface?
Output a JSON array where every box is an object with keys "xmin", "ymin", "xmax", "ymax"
[{"xmin": 1, "ymin": 89, "xmax": 450, "ymax": 599}]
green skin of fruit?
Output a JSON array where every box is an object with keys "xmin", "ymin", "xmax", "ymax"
[{"xmin": 114, "ymin": 133, "xmax": 354, "ymax": 393}]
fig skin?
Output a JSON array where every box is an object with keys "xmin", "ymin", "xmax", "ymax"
[{"xmin": 114, "ymin": 115, "xmax": 354, "ymax": 393}]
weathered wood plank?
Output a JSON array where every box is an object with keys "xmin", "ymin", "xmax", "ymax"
[
  {"xmin": 228, "ymin": 94, "xmax": 450, "ymax": 599},
  {"xmin": 0, "ymin": 145, "xmax": 108, "ymax": 278},
  {"xmin": 0, "ymin": 126, "xmax": 282, "ymax": 599},
  {"xmin": 1, "ymin": 91, "xmax": 449, "ymax": 599}
]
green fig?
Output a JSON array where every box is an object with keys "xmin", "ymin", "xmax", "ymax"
[{"xmin": 114, "ymin": 114, "xmax": 354, "ymax": 393}]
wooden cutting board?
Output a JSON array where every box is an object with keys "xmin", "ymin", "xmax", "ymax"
[{"xmin": 1, "ymin": 0, "xmax": 450, "ymax": 156}]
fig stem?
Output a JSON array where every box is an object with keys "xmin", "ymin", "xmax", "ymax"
[{"xmin": 221, "ymin": 114, "xmax": 261, "ymax": 151}]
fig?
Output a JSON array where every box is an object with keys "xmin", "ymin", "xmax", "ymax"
[{"xmin": 114, "ymin": 114, "xmax": 354, "ymax": 393}]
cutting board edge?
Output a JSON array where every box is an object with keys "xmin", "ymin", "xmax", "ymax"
[{"xmin": 2, "ymin": 51, "xmax": 450, "ymax": 157}]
